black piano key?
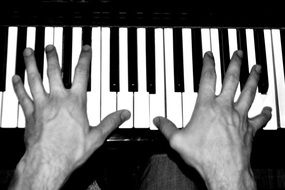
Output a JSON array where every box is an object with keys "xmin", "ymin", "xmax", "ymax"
[
  {"xmin": 15, "ymin": 27, "xmax": 27, "ymax": 83},
  {"xmin": 110, "ymin": 27, "xmax": 120, "ymax": 92},
  {"xmin": 146, "ymin": 28, "xmax": 156, "ymax": 94},
  {"xmin": 254, "ymin": 29, "xmax": 268, "ymax": 94},
  {"xmin": 218, "ymin": 28, "xmax": 230, "ymax": 81},
  {"xmin": 62, "ymin": 27, "xmax": 73, "ymax": 89},
  {"xmin": 34, "ymin": 27, "xmax": 45, "ymax": 80},
  {"xmin": 173, "ymin": 28, "xmax": 184, "ymax": 92},
  {"xmin": 280, "ymin": 29, "xmax": 285, "ymax": 81},
  {"xmin": 0, "ymin": 26, "xmax": 8, "ymax": 92},
  {"xmin": 191, "ymin": 28, "xmax": 203, "ymax": 92},
  {"xmin": 82, "ymin": 27, "xmax": 92, "ymax": 92},
  {"xmin": 128, "ymin": 27, "xmax": 138, "ymax": 92},
  {"xmin": 237, "ymin": 28, "xmax": 249, "ymax": 91},
  {"xmin": 82, "ymin": 27, "xmax": 92, "ymax": 45}
]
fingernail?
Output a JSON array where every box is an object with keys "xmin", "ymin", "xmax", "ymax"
[
  {"xmin": 255, "ymin": 65, "xmax": 262, "ymax": 73},
  {"xmin": 121, "ymin": 110, "xmax": 131, "ymax": 121},
  {"xmin": 153, "ymin": 117, "xmax": 160, "ymax": 126},
  {"xmin": 206, "ymin": 51, "xmax": 213, "ymax": 58},
  {"xmin": 82, "ymin": 45, "xmax": 91, "ymax": 52},
  {"xmin": 263, "ymin": 107, "xmax": 272, "ymax": 114},
  {"xmin": 46, "ymin": 44, "xmax": 54, "ymax": 52},
  {"xmin": 12, "ymin": 75, "xmax": 21, "ymax": 83},
  {"xmin": 236, "ymin": 50, "xmax": 243, "ymax": 58},
  {"xmin": 23, "ymin": 48, "xmax": 33, "ymax": 56}
]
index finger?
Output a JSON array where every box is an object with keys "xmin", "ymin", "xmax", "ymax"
[{"xmin": 197, "ymin": 51, "xmax": 216, "ymax": 102}]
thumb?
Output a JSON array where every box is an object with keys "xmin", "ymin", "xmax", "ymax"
[
  {"xmin": 153, "ymin": 116, "xmax": 179, "ymax": 142},
  {"xmin": 89, "ymin": 109, "xmax": 131, "ymax": 144},
  {"xmin": 249, "ymin": 107, "xmax": 272, "ymax": 135},
  {"xmin": 83, "ymin": 110, "xmax": 130, "ymax": 163}
]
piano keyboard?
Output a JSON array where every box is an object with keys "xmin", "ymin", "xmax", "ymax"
[{"xmin": 0, "ymin": 26, "xmax": 285, "ymax": 130}]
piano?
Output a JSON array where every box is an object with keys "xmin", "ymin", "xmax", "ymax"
[{"xmin": 0, "ymin": 0, "xmax": 285, "ymax": 189}]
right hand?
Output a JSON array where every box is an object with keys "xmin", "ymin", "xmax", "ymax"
[{"xmin": 153, "ymin": 51, "xmax": 271, "ymax": 187}]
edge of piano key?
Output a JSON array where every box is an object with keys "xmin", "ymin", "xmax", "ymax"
[{"xmin": 0, "ymin": 128, "xmax": 285, "ymax": 169}]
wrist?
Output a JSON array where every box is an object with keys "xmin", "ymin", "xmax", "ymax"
[
  {"xmin": 203, "ymin": 167, "xmax": 256, "ymax": 190},
  {"xmin": 9, "ymin": 146, "xmax": 73, "ymax": 190}
]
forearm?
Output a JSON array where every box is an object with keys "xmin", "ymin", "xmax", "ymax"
[
  {"xmin": 8, "ymin": 148, "xmax": 72, "ymax": 190},
  {"xmin": 203, "ymin": 168, "xmax": 256, "ymax": 190}
]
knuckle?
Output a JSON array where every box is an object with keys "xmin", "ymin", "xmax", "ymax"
[
  {"xmin": 226, "ymin": 73, "xmax": 239, "ymax": 83},
  {"xmin": 109, "ymin": 114, "xmax": 121, "ymax": 128},
  {"xmin": 13, "ymin": 81, "xmax": 21, "ymax": 92},
  {"xmin": 75, "ymin": 63, "xmax": 88, "ymax": 76},
  {"xmin": 19, "ymin": 95, "xmax": 28, "ymax": 105},
  {"xmin": 47, "ymin": 64, "xmax": 57, "ymax": 75},
  {"xmin": 251, "ymin": 69, "xmax": 260, "ymax": 81},
  {"xmin": 242, "ymin": 81, "xmax": 258, "ymax": 97},
  {"xmin": 29, "ymin": 72, "xmax": 41, "ymax": 82},
  {"xmin": 202, "ymin": 69, "xmax": 216, "ymax": 79},
  {"xmin": 244, "ymin": 86, "xmax": 256, "ymax": 98}
]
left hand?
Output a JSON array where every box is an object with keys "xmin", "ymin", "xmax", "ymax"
[{"xmin": 12, "ymin": 44, "xmax": 130, "ymax": 172}]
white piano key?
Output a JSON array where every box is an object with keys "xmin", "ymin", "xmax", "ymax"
[
  {"xmin": 149, "ymin": 28, "xmax": 165, "ymax": 130},
  {"xmin": 26, "ymin": 27, "xmax": 36, "ymax": 50},
  {"xmin": 18, "ymin": 27, "xmax": 36, "ymax": 128},
  {"xmin": 164, "ymin": 28, "xmax": 182, "ymax": 128},
  {"xmin": 1, "ymin": 27, "xmax": 18, "ymax": 128},
  {"xmin": 271, "ymin": 29, "xmax": 285, "ymax": 128},
  {"xmin": 25, "ymin": 26, "xmax": 36, "ymax": 99},
  {"xmin": 246, "ymin": 29, "xmax": 256, "ymax": 70},
  {"xmin": 259, "ymin": 30, "xmax": 277, "ymax": 130},
  {"xmin": 245, "ymin": 29, "xmax": 260, "ymax": 119},
  {"xmin": 210, "ymin": 28, "xmax": 222, "ymax": 95},
  {"xmin": 72, "ymin": 27, "xmax": 82, "ymax": 82},
  {"xmin": 17, "ymin": 105, "xmax": 25, "ymax": 128},
  {"xmin": 43, "ymin": 27, "xmax": 54, "ymax": 93},
  {"xmin": 117, "ymin": 28, "xmax": 133, "ymax": 128},
  {"xmin": 101, "ymin": 27, "xmax": 117, "ymax": 120},
  {"xmin": 134, "ymin": 28, "xmax": 150, "ymax": 128},
  {"xmin": 228, "ymin": 29, "xmax": 238, "ymax": 54},
  {"xmin": 182, "ymin": 28, "xmax": 196, "ymax": 127},
  {"xmin": 201, "ymin": 28, "xmax": 212, "ymax": 54},
  {"xmin": 54, "ymin": 27, "xmax": 63, "ymax": 68},
  {"xmin": 87, "ymin": 27, "xmax": 101, "ymax": 127},
  {"xmin": 228, "ymin": 29, "xmax": 240, "ymax": 101}
]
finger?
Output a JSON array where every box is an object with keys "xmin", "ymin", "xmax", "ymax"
[
  {"xmin": 197, "ymin": 51, "xmax": 216, "ymax": 102},
  {"xmin": 153, "ymin": 116, "xmax": 179, "ymax": 142},
  {"xmin": 45, "ymin": 45, "xmax": 65, "ymax": 93},
  {"xmin": 23, "ymin": 48, "xmax": 46, "ymax": 101},
  {"xmin": 12, "ymin": 75, "xmax": 34, "ymax": 117},
  {"xmin": 248, "ymin": 107, "xmax": 272, "ymax": 135},
  {"xmin": 220, "ymin": 50, "xmax": 243, "ymax": 101},
  {"xmin": 91, "ymin": 109, "xmax": 131, "ymax": 140},
  {"xmin": 81, "ymin": 110, "xmax": 130, "ymax": 165},
  {"xmin": 72, "ymin": 45, "xmax": 91, "ymax": 93},
  {"xmin": 235, "ymin": 65, "xmax": 261, "ymax": 113}
]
